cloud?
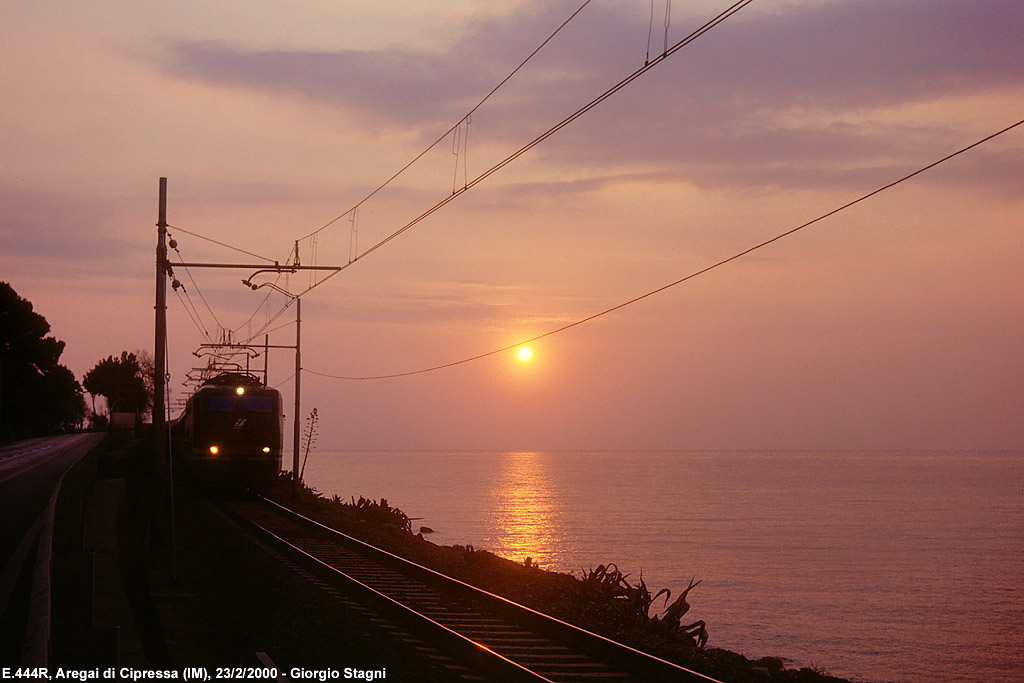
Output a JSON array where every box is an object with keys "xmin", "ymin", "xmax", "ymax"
[
  {"xmin": 0, "ymin": 185, "xmax": 145, "ymax": 268},
  {"xmin": 161, "ymin": 41, "xmax": 490, "ymax": 129},
  {"xmin": 157, "ymin": 1, "xmax": 1023, "ymax": 120},
  {"xmin": 752, "ymin": 0, "xmax": 1022, "ymax": 107},
  {"xmin": 307, "ymin": 278, "xmax": 530, "ymax": 327},
  {"xmin": 154, "ymin": 0, "xmax": 1023, "ymax": 198},
  {"xmin": 532, "ymin": 0, "xmax": 1024, "ymax": 184}
]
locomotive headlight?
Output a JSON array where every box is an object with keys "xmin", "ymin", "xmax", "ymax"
[
  {"xmin": 209, "ymin": 445, "xmax": 219, "ymax": 455},
  {"xmin": 236, "ymin": 386, "xmax": 245, "ymax": 395},
  {"xmin": 262, "ymin": 446, "xmax": 271, "ymax": 453}
]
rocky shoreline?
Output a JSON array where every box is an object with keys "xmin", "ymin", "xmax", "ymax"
[{"xmin": 266, "ymin": 475, "xmax": 855, "ymax": 683}]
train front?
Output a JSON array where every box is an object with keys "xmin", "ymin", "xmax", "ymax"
[{"xmin": 187, "ymin": 381, "xmax": 283, "ymax": 491}]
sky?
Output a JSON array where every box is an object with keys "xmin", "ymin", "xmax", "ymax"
[{"xmin": 3, "ymin": 0, "xmax": 1023, "ymax": 452}]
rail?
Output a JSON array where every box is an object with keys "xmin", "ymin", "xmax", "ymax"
[{"xmin": 219, "ymin": 495, "xmax": 725, "ymax": 683}]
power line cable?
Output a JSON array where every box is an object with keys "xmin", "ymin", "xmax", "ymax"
[
  {"xmin": 245, "ymin": 317, "xmax": 297, "ymax": 342},
  {"xmin": 232, "ymin": 288, "xmax": 275, "ymax": 337},
  {"xmin": 304, "ymin": 117, "xmax": 1024, "ymax": 381},
  {"xmin": 168, "ymin": 224, "xmax": 276, "ymax": 263},
  {"xmin": 273, "ymin": 372, "xmax": 296, "ymax": 390},
  {"xmin": 171, "ymin": 251, "xmax": 226, "ymax": 334},
  {"xmin": 291, "ymin": 0, "xmax": 753, "ymax": 302},
  {"xmin": 172, "ymin": 287, "xmax": 212, "ymax": 342},
  {"xmin": 231, "ymin": 268, "xmax": 293, "ymax": 338},
  {"xmin": 297, "ymin": 0, "xmax": 597, "ymax": 244},
  {"xmin": 239, "ymin": 294, "xmax": 298, "ymax": 345},
  {"xmin": 165, "ymin": 226, "xmax": 296, "ymax": 342},
  {"xmin": 167, "ymin": 2, "xmax": 747, "ymax": 356},
  {"xmin": 239, "ymin": 1, "xmax": 750, "ymax": 346}
]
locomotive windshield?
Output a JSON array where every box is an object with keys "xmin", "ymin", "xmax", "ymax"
[
  {"xmin": 206, "ymin": 395, "xmax": 237, "ymax": 412},
  {"xmin": 243, "ymin": 396, "xmax": 275, "ymax": 413},
  {"xmin": 203, "ymin": 393, "xmax": 277, "ymax": 413}
]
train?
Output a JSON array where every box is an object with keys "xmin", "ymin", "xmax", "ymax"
[{"xmin": 172, "ymin": 372, "xmax": 283, "ymax": 491}]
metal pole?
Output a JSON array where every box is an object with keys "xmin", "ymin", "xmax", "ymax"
[
  {"xmin": 264, "ymin": 335, "xmax": 269, "ymax": 386},
  {"xmin": 154, "ymin": 178, "xmax": 167, "ymax": 468},
  {"xmin": 292, "ymin": 298, "xmax": 301, "ymax": 495},
  {"xmin": 154, "ymin": 177, "xmax": 169, "ymax": 556}
]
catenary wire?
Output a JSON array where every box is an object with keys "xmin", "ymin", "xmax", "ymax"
[
  {"xmin": 290, "ymin": 0, "xmax": 753, "ymax": 302},
  {"xmin": 166, "ymin": 2, "xmax": 748, "ymax": 352},
  {"xmin": 273, "ymin": 372, "xmax": 297, "ymax": 390},
  {"xmin": 168, "ymin": 224, "xmax": 276, "ymax": 263},
  {"xmin": 303, "ymin": 117, "xmax": 1024, "ymax": 381},
  {"xmin": 166, "ymin": 224, "xmax": 295, "ymax": 340},
  {"xmin": 296, "ymin": 0, "xmax": 597, "ymax": 244},
  {"xmin": 172, "ymin": 251, "xmax": 226, "ymax": 334},
  {"xmin": 241, "ymin": 1, "xmax": 751, "ymax": 344},
  {"xmin": 231, "ymin": 268, "xmax": 293, "ymax": 338},
  {"xmin": 239, "ymin": 292, "xmax": 299, "ymax": 345},
  {"xmin": 172, "ymin": 286, "xmax": 212, "ymax": 342},
  {"xmin": 256, "ymin": 318, "xmax": 297, "ymax": 339}
]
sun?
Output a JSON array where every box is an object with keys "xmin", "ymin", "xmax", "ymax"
[{"xmin": 517, "ymin": 347, "xmax": 533, "ymax": 362}]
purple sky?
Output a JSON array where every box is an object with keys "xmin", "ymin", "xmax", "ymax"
[{"xmin": 3, "ymin": 0, "xmax": 1023, "ymax": 451}]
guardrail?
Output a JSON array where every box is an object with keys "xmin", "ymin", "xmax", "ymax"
[
  {"xmin": 0, "ymin": 488, "xmax": 57, "ymax": 665},
  {"xmin": 0, "ymin": 434, "xmax": 106, "ymax": 666}
]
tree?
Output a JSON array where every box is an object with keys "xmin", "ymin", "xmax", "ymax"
[
  {"xmin": 1, "ymin": 281, "xmax": 87, "ymax": 441},
  {"xmin": 136, "ymin": 349, "xmax": 156, "ymax": 416},
  {"xmin": 83, "ymin": 351, "xmax": 152, "ymax": 419}
]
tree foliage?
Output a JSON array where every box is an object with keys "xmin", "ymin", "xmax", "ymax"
[
  {"xmin": 83, "ymin": 350, "xmax": 152, "ymax": 417},
  {"xmin": 1, "ymin": 281, "xmax": 87, "ymax": 441}
]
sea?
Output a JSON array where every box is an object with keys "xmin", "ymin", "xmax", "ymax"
[{"xmin": 302, "ymin": 450, "xmax": 1024, "ymax": 683}]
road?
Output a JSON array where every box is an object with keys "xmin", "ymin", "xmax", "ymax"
[{"xmin": 0, "ymin": 433, "xmax": 106, "ymax": 564}]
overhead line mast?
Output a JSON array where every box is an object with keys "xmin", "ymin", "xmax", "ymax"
[
  {"xmin": 154, "ymin": 178, "xmax": 170, "ymax": 559},
  {"xmin": 156, "ymin": 186, "xmax": 341, "ymax": 496},
  {"xmin": 157, "ymin": 3, "xmax": 756, "ymax": 474}
]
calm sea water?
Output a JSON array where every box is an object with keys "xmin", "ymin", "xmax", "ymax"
[{"xmin": 302, "ymin": 451, "xmax": 1024, "ymax": 683}]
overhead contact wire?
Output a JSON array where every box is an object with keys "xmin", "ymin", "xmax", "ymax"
[
  {"xmin": 297, "ymin": 0, "xmax": 597, "ymax": 243},
  {"xmin": 172, "ymin": 251, "xmax": 226, "ymax": 334},
  {"xmin": 166, "ymin": 224, "xmax": 292, "ymax": 341},
  {"xmin": 172, "ymin": 287, "xmax": 212, "ymax": 342},
  {"xmin": 304, "ymin": 117, "xmax": 1024, "ymax": 381},
  {"xmin": 292, "ymin": 0, "xmax": 754, "ymax": 301},
  {"xmin": 168, "ymin": 224, "xmax": 276, "ymax": 263}
]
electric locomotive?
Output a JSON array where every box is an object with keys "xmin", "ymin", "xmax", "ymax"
[{"xmin": 173, "ymin": 372, "xmax": 283, "ymax": 491}]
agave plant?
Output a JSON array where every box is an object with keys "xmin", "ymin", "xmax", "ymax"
[
  {"xmin": 654, "ymin": 577, "xmax": 708, "ymax": 648},
  {"xmin": 580, "ymin": 563, "xmax": 631, "ymax": 598},
  {"xmin": 299, "ymin": 407, "xmax": 319, "ymax": 479},
  {"xmin": 579, "ymin": 566, "xmax": 711, "ymax": 646},
  {"xmin": 347, "ymin": 496, "xmax": 413, "ymax": 532},
  {"xmin": 621, "ymin": 572, "xmax": 673, "ymax": 623}
]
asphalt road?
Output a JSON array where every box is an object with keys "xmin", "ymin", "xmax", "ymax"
[{"xmin": 0, "ymin": 433, "xmax": 105, "ymax": 564}]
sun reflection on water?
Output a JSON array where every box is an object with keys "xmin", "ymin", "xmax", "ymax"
[{"xmin": 487, "ymin": 451, "xmax": 563, "ymax": 569}]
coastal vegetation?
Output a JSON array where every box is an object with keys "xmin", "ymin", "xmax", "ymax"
[
  {"xmin": 0, "ymin": 281, "xmax": 155, "ymax": 441},
  {"xmin": 267, "ymin": 474, "xmax": 851, "ymax": 683},
  {"xmin": 82, "ymin": 350, "xmax": 154, "ymax": 424},
  {"xmin": 0, "ymin": 281, "xmax": 86, "ymax": 441}
]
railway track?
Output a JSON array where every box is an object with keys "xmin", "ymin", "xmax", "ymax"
[{"xmin": 218, "ymin": 495, "xmax": 723, "ymax": 683}]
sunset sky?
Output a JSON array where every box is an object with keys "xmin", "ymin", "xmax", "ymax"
[{"xmin": 4, "ymin": 0, "xmax": 1023, "ymax": 452}]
